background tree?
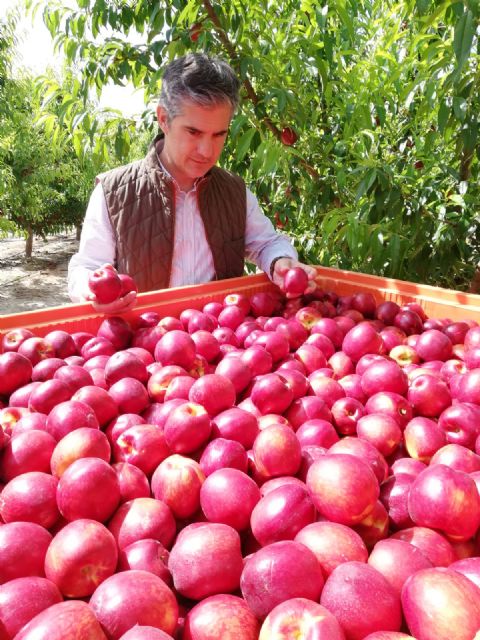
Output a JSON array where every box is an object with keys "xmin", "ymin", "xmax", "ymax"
[
  {"xmin": 27, "ymin": 0, "xmax": 480, "ymax": 288},
  {"xmin": 0, "ymin": 14, "xmax": 20, "ymax": 235},
  {"xmin": 0, "ymin": 8, "xmax": 150, "ymax": 257}
]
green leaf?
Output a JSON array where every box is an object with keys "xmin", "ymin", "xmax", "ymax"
[
  {"xmin": 321, "ymin": 211, "xmax": 345, "ymax": 237},
  {"xmin": 313, "ymin": 6, "xmax": 325, "ymax": 30},
  {"xmin": 438, "ymin": 100, "xmax": 450, "ymax": 134},
  {"xmin": 236, "ymin": 128, "xmax": 257, "ymax": 162},
  {"xmin": 337, "ymin": 169, "xmax": 346, "ymax": 190},
  {"xmin": 229, "ymin": 114, "xmax": 248, "ymax": 138},
  {"xmin": 114, "ymin": 130, "xmax": 129, "ymax": 159},
  {"xmin": 315, "ymin": 57, "xmax": 329, "ymax": 93},
  {"xmin": 72, "ymin": 130, "xmax": 83, "ymax": 158},
  {"xmin": 423, "ymin": 130, "xmax": 437, "ymax": 153},
  {"xmin": 44, "ymin": 9, "xmax": 60, "ymax": 36},
  {"xmin": 175, "ymin": 0, "xmax": 197, "ymax": 25},
  {"xmin": 461, "ymin": 120, "xmax": 478, "ymax": 154},
  {"xmin": 388, "ymin": 233, "xmax": 404, "ymax": 276},
  {"xmin": 43, "ymin": 114, "xmax": 57, "ymax": 138},
  {"xmin": 355, "ymin": 169, "xmax": 377, "ymax": 202},
  {"xmin": 453, "ymin": 10, "xmax": 475, "ymax": 70},
  {"xmin": 416, "ymin": 0, "xmax": 431, "ymax": 15},
  {"xmin": 263, "ymin": 143, "xmax": 280, "ymax": 175},
  {"xmin": 467, "ymin": 0, "xmax": 480, "ymax": 17},
  {"xmin": 335, "ymin": 3, "xmax": 354, "ymax": 39},
  {"xmin": 65, "ymin": 39, "xmax": 78, "ymax": 60},
  {"xmin": 375, "ymin": 104, "xmax": 386, "ymax": 126},
  {"xmin": 453, "ymin": 96, "xmax": 467, "ymax": 121}
]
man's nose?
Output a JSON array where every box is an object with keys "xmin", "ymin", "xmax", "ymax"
[{"xmin": 197, "ymin": 137, "xmax": 213, "ymax": 158}]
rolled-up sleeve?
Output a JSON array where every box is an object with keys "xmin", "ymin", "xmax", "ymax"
[
  {"xmin": 244, "ymin": 188, "xmax": 297, "ymax": 277},
  {"xmin": 67, "ymin": 183, "xmax": 116, "ymax": 302}
]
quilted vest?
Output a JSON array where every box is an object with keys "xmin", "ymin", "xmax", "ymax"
[{"xmin": 99, "ymin": 135, "xmax": 247, "ymax": 292}]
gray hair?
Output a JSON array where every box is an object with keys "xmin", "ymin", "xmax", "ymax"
[{"xmin": 158, "ymin": 52, "xmax": 241, "ymax": 120}]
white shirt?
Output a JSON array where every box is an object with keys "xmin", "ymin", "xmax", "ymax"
[{"xmin": 68, "ymin": 171, "xmax": 297, "ymax": 302}]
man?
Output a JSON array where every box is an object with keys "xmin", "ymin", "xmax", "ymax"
[{"xmin": 68, "ymin": 52, "xmax": 316, "ymax": 313}]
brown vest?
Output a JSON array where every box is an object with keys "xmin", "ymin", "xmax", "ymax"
[{"xmin": 99, "ymin": 135, "xmax": 247, "ymax": 292}]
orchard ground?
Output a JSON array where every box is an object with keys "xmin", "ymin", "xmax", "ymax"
[{"xmin": 0, "ymin": 232, "xmax": 78, "ymax": 316}]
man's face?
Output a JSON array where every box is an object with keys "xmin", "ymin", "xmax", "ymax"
[{"xmin": 156, "ymin": 99, "xmax": 233, "ymax": 191}]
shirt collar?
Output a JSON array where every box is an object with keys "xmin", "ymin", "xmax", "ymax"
[
  {"xmin": 152, "ymin": 134, "xmax": 208, "ymax": 194},
  {"xmin": 158, "ymin": 158, "xmax": 201, "ymax": 195}
]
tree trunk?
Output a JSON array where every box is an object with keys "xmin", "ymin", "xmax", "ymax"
[
  {"xmin": 469, "ymin": 268, "xmax": 480, "ymax": 294},
  {"xmin": 459, "ymin": 147, "xmax": 474, "ymax": 183},
  {"xmin": 25, "ymin": 228, "xmax": 33, "ymax": 259},
  {"xmin": 76, "ymin": 224, "xmax": 81, "ymax": 241}
]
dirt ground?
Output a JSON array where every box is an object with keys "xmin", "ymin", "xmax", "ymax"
[{"xmin": 0, "ymin": 232, "xmax": 79, "ymax": 316}]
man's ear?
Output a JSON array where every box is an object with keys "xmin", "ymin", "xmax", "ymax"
[{"xmin": 156, "ymin": 105, "xmax": 169, "ymax": 134}]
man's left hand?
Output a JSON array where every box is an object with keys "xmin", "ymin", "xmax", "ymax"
[{"xmin": 271, "ymin": 258, "xmax": 317, "ymax": 298}]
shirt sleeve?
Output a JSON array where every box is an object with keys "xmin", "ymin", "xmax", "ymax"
[
  {"xmin": 67, "ymin": 182, "xmax": 116, "ymax": 302},
  {"xmin": 244, "ymin": 188, "xmax": 297, "ymax": 277}
]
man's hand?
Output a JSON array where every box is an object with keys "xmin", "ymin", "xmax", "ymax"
[
  {"xmin": 271, "ymin": 257, "xmax": 317, "ymax": 298},
  {"xmin": 84, "ymin": 290, "xmax": 138, "ymax": 314},
  {"xmin": 81, "ymin": 263, "xmax": 138, "ymax": 314}
]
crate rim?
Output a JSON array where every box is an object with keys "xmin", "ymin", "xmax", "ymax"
[{"xmin": 2, "ymin": 267, "xmax": 480, "ymax": 335}]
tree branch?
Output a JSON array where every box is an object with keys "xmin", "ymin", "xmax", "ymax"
[
  {"xmin": 459, "ymin": 147, "xmax": 474, "ymax": 183},
  {"xmin": 201, "ymin": 0, "xmax": 279, "ymax": 138},
  {"xmin": 200, "ymin": 0, "xmax": 319, "ymax": 179}
]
